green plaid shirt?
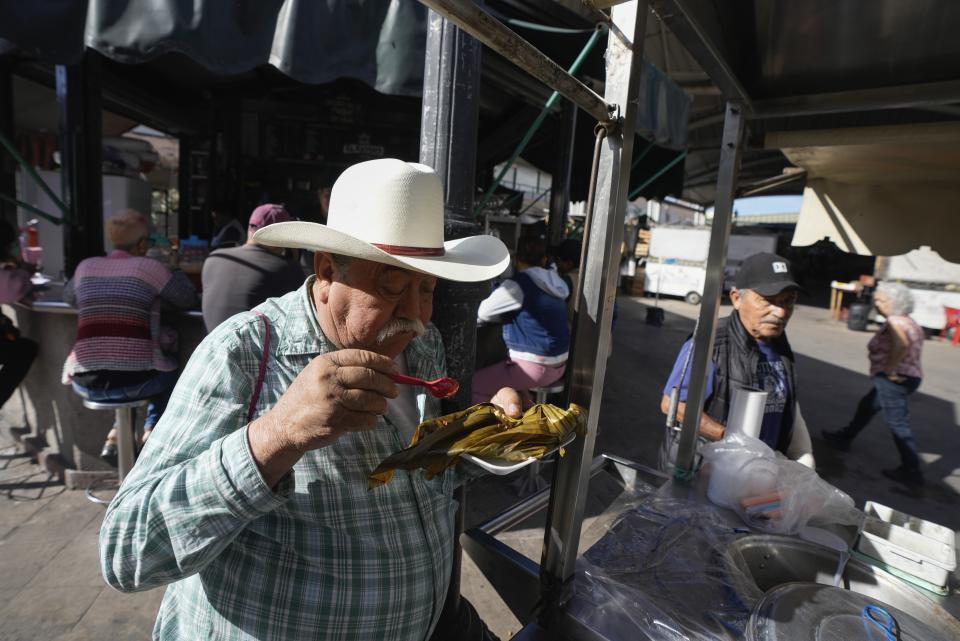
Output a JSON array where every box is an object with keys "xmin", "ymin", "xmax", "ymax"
[{"xmin": 100, "ymin": 278, "xmax": 459, "ymax": 641}]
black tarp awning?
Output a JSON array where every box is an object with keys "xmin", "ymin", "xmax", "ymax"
[
  {"xmin": 2, "ymin": 0, "xmax": 429, "ymax": 96},
  {"xmin": 1, "ymin": 0, "xmax": 689, "ymax": 200}
]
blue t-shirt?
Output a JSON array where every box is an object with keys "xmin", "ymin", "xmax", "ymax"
[
  {"xmin": 663, "ymin": 338, "xmax": 788, "ymax": 450},
  {"xmin": 755, "ymin": 340, "xmax": 788, "ymax": 448}
]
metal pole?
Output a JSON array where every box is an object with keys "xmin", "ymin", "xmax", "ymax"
[
  {"xmin": 548, "ymin": 100, "xmax": 577, "ymax": 246},
  {"xmin": 177, "ymin": 138, "xmax": 191, "ymax": 240},
  {"xmin": 57, "ymin": 54, "xmax": 104, "ymax": 276},
  {"xmin": 0, "ymin": 129, "xmax": 71, "ymax": 220},
  {"xmin": 0, "ymin": 62, "xmax": 17, "ymax": 226},
  {"xmin": 673, "ymin": 102, "xmax": 744, "ymax": 476},
  {"xmin": 0, "ymin": 192, "xmax": 63, "ymax": 226},
  {"xmin": 539, "ymin": 0, "xmax": 648, "ymax": 618},
  {"xmin": 417, "ymin": 0, "xmax": 613, "ymax": 123},
  {"xmin": 418, "ymin": 7, "xmax": 483, "ymax": 629}
]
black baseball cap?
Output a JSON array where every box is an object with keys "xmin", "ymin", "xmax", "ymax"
[{"xmin": 735, "ymin": 252, "xmax": 803, "ymax": 296}]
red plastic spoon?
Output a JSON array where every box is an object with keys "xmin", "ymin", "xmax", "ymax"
[{"xmin": 389, "ymin": 373, "xmax": 460, "ymax": 399}]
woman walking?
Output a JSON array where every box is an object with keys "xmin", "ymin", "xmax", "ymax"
[{"xmin": 823, "ymin": 282, "xmax": 926, "ymax": 486}]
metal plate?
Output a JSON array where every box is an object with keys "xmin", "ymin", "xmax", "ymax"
[
  {"xmin": 462, "ymin": 431, "xmax": 577, "ymax": 475},
  {"xmin": 747, "ymin": 583, "xmax": 955, "ymax": 641}
]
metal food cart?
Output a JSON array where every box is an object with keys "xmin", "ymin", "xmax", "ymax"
[{"xmin": 415, "ymin": 1, "xmax": 960, "ymax": 638}]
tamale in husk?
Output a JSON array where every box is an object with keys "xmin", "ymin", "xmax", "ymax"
[{"xmin": 369, "ymin": 403, "xmax": 586, "ymax": 488}]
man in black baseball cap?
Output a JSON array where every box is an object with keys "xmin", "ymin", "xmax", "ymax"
[{"xmin": 660, "ymin": 252, "xmax": 814, "ymax": 467}]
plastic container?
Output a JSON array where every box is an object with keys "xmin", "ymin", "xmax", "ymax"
[{"xmin": 855, "ymin": 501, "xmax": 956, "ymax": 590}]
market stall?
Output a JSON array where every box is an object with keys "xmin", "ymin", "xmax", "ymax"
[
  {"xmin": 1, "ymin": 0, "xmax": 958, "ymax": 638},
  {"xmin": 423, "ymin": 0, "xmax": 960, "ymax": 638}
]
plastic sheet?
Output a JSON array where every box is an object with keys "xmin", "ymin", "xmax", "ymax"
[
  {"xmin": 572, "ymin": 483, "xmax": 763, "ymax": 641},
  {"xmin": 701, "ymin": 433, "xmax": 861, "ymax": 535}
]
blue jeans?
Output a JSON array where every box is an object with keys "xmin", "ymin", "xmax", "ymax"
[
  {"xmin": 842, "ymin": 373, "xmax": 922, "ymax": 470},
  {"xmin": 72, "ymin": 370, "xmax": 179, "ymax": 430}
]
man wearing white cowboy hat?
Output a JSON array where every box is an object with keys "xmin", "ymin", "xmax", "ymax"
[{"xmin": 100, "ymin": 159, "xmax": 517, "ymax": 641}]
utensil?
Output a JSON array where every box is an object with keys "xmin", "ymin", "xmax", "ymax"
[
  {"xmin": 389, "ymin": 373, "xmax": 459, "ymax": 398},
  {"xmin": 798, "ymin": 526, "xmax": 850, "ymax": 587}
]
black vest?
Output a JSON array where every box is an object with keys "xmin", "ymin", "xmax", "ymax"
[{"xmin": 704, "ymin": 311, "xmax": 797, "ymax": 454}]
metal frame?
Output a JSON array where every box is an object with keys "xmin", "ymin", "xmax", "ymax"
[
  {"xmin": 673, "ymin": 102, "xmax": 743, "ymax": 475},
  {"xmin": 749, "ymin": 79, "xmax": 960, "ymax": 119},
  {"xmin": 437, "ymin": 0, "xmax": 960, "ymax": 635},
  {"xmin": 417, "ymin": 1, "xmax": 651, "ymax": 632},
  {"xmin": 419, "ymin": 0, "xmax": 614, "ymax": 123},
  {"xmin": 648, "ymin": 0, "xmax": 751, "ymax": 107},
  {"xmin": 539, "ymin": 0, "xmax": 647, "ymax": 612}
]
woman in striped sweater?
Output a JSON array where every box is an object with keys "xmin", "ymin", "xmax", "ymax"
[{"xmin": 63, "ymin": 210, "xmax": 197, "ymax": 465}]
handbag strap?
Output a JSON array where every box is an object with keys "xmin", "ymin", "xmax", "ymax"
[{"xmin": 247, "ymin": 311, "xmax": 271, "ymax": 423}]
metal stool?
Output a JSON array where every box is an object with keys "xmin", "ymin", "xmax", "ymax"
[
  {"xmin": 511, "ymin": 383, "xmax": 565, "ymax": 497},
  {"xmin": 80, "ymin": 398, "xmax": 148, "ymax": 505}
]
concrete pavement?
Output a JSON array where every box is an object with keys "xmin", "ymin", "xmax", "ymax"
[{"xmin": 1, "ymin": 296, "xmax": 957, "ymax": 640}]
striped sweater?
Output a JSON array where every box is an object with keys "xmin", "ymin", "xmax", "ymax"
[{"xmin": 62, "ymin": 250, "xmax": 198, "ymax": 382}]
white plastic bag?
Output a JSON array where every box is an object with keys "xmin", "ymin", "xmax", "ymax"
[{"xmin": 701, "ymin": 433, "xmax": 859, "ymax": 534}]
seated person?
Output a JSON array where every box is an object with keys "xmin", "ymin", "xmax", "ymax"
[
  {"xmin": 63, "ymin": 210, "xmax": 198, "ymax": 464},
  {"xmin": 660, "ymin": 252, "xmax": 814, "ymax": 467},
  {"xmin": 473, "ymin": 236, "xmax": 570, "ymax": 404},
  {"xmin": 201, "ymin": 204, "xmax": 306, "ymax": 332},
  {"xmin": 0, "ymin": 220, "xmax": 38, "ymax": 410}
]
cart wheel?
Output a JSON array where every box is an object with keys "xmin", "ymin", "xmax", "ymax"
[{"xmin": 685, "ymin": 291, "xmax": 702, "ymax": 305}]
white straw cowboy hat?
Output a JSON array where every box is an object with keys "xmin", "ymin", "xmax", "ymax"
[{"xmin": 253, "ymin": 159, "xmax": 510, "ymax": 282}]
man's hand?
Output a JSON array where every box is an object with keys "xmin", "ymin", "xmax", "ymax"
[
  {"xmin": 248, "ymin": 349, "xmax": 399, "ymax": 487},
  {"xmin": 660, "ymin": 394, "xmax": 725, "ymax": 441},
  {"xmin": 490, "ymin": 387, "xmax": 524, "ymax": 419}
]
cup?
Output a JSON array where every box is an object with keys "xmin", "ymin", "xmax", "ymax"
[{"xmin": 727, "ymin": 387, "xmax": 767, "ymax": 439}]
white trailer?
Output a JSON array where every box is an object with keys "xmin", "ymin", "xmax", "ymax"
[
  {"xmin": 875, "ymin": 246, "xmax": 960, "ymax": 331},
  {"xmin": 643, "ymin": 226, "xmax": 778, "ymax": 304}
]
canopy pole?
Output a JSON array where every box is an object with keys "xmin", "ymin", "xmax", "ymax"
[
  {"xmin": 673, "ymin": 101, "xmax": 744, "ymax": 477},
  {"xmin": 57, "ymin": 55, "xmax": 104, "ymax": 276},
  {"xmin": 628, "ymin": 149, "xmax": 687, "ymax": 199},
  {"xmin": 0, "ymin": 63, "xmax": 17, "ymax": 225},
  {"xmin": 417, "ymin": 0, "xmax": 613, "ymax": 123},
  {"xmin": 547, "ymin": 100, "xmax": 577, "ymax": 246},
  {"xmin": 538, "ymin": 0, "xmax": 648, "ymax": 623},
  {"xmin": 0, "ymin": 192, "xmax": 63, "ymax": 226},
  {"xmin": 0, "ymin": 129, "xmax": 70, "ymax": 220},
  {"xmin": 418, "ymin": 7, "xmax": 484, "ymax": 631}
]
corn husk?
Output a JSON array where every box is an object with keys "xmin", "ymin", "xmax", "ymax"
[{"xmin": 368, "ymin": 403, "xmax": 586, "ymax": 488}]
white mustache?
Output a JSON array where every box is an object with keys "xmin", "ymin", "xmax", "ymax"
[{"xmin": 376, "ymin": 318, "xmax": 426, "ymax": 344}]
